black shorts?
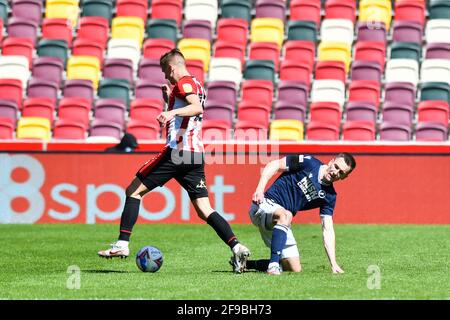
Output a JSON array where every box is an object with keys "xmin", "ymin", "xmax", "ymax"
[{"xmin": 136, "ymin": 147, "xmax": 209, "ymax": 200}]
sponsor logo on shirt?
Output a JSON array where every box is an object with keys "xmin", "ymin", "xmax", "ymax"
[{"xmin": 297, "ymin": 176, "xmax": 320, "ymax": 202}]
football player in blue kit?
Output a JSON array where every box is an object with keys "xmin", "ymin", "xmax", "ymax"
[{"xmin": 243, "ymin": 153, "xmax": 356, "ymax": 275}]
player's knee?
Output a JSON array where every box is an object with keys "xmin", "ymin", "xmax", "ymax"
[{"xmin": 276, "ymin": 210, "xmax": 292, "ymax": 225}]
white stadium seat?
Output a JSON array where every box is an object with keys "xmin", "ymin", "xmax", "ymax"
[
  {"xmin": 320, "ymin": 19, "xmax": 355, "ymax": 47},
  {"xmin": 420, "ymin": 59, "xmax": 450, "ymax": 85},
  {"xmin": 208, "ymin": 57, "xmax": 242, "ymax": 88},
  {"xmin": 0, "ymin": 55, "xmax": 30, "ymax": 89},
  {"xmin": 107, "ymin": 38, "xmax": 141, "ymax": 71},
  {"xmin": 311, "ymin": 79, "xmax": 346, "ymax": 108},
  {"xmin": 385, "ymin": 59, "xmax": 419, "ymax": 86}
]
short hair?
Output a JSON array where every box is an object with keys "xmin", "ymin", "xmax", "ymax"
[
  {"xmin": 160, "ymin": 48, "xmax": 185, "ymax": 69},
  {"xmin": 337, "ymin": 152, "xmax": 356, "ymax": 173}
]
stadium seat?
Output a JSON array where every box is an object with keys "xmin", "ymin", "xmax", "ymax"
[
  {"xmin": 234, "ymin": 120, "xmax": 268, "ymax": 141},
  {"xmin": 306, "ymin": 121, "xmax": 340, "ymax": 141},
  {"xmin": 425, "ymin": 43, "xmax": 450, "ymax": 60},
  {"xmin": 178, "ymin": 39, "xmax": 211, "ymax": 72},
  {"xmin": 67, "ymin": 55, "xmax": 101, "ymax": 89},
  {"xmin": 216, "ymin": 18, "xmax": 248, "ymax": 48},
  {"xmin": 0, "ymin": 118, "xmax": 15, "ymax": 139},
  {"xmin": 392, "ymin": 21, "xmax": 423, "ymax": 45},
  {"xmin": 325, "ymin": 0, "xmax": 356, "ymax": 24},
  {"xmin": 77, "ymin": 17, "xmax": 110, "ymax": 49},
  {"xmin": 382, "ymin": 101, "xmax": 414, "ymax": 126},
  {"xmin": 429, "ymin": 0, "xmax": 450, "ymax": 19},
  {"xmin": 243, "ymin": 60, "xmax": 276, "ymax": 83},
  {"xmin": 203, "ymin": 100, "xmax": 234, "ymax": 126},
  {"xmin": 220, "ymin": 0, "xmax": 252, "ymax": 22},
  {"xmin": 241, "ymin": 80, "xmax": 274, "ymax": 109},
  {"xmin": 183, "ymin": 20, "xmax": 212, "ymax": 42},
  {"xmin": 348, "ymin": 80, "xmax": 381, "ymax": 109},
  {"xmin": 127, "ymin": 119, "xmax": 160, "ymax": 141},
  {"xmin": 309, "ymin": 102, "xmax": 342, "ymax": 127},
  {"xmin": 250, "ymin": 18, "xmax": 285, "ymax": 49},
  {"xmin": 37, "ymin": 39, "xmax": 69, "ymax": 66},
  {"xmin": 0, "ymin": 0, "xmax": 8, "ymax": 25},
  {"xmin": 116, "ymin": 0, "xmax": 148, "ymax": 24},
  {"xmin": 151, "ymin": 0, "xmax": 183, "ymax": 27},
  {"xmin": 16, "ymin": 116, "xmax": 51, "ymax": 140},
  {"xmin": 417, "ymin": 100, "xmax": 450, "ymax": 126},
  {"xmin": 354, "ymin": 41, "xmax": 386, "ymax": 72},
  {"xmin": 72, "ymin": 38, "xmax": 105, "ymax": 66},
  {"xmin": 255, "ymin": 0, "xmax": 286, "ymax": 22},
  {"xmin": 311, "ymin": 80, "xmax": 346, "ymax": 107},
  {"xmin": 103, "ymin": 58, "xmax": 134, "ymax": 84},
  {"xmin": 345, "ymin": 101, "xmax": 378, "ymax": 123},
  {"xmin": 206, "ymin": 81, "xmax": 237, "ymax": 107},
  {"xmin": 356, "ymin": 21, "xmax": 387, "ymax": 42},
  {"xmin": 342, "ymin": 120, "xmax": 376, "ymax": 141},
  {"xmin": 89, "ymin": 118, "xmax": 123, "ymax": 140},
  {"xmin": 283, "ymin": 41, "xmax": 315, "ymax": 70},
  {"xmin": 146, "ymin": 19, "xmax": 178, "ymax": 44},
  {"xmin": 53, "ymin": 119, "xmax": 87, "ymax": 139},
  {"xmin": 143, "ymin": 39, "xmax": 174, "ymax": 59},
  {"xmin": 237, "ymin": 100, "xmax": 271, "ymax": 128},
  {"xmin": 27, "ymin": 78, "xmax": 59, "ymax": 102},
  {"xmin": 420, "ymin": 82, "xmax": 450, "ymax": 104},
  {"xmin": 0, "ymin": 99, "xmax": 19, "ymax": 125},
  {"xmin": 317, "ymin": 42, "xmax": 352, "ymax": 73},
  {"xmin": 248, "ymin": 42, "xmax": 280, "ymax": 72},
  {"xmin": 186, "ymin": 60, "xmax": 205, "ymax": 84},
  {"xmin": 273, "ymin": 101, "xmax": 306, "ymax": 122},
  {"xmin": 287, "ymin": 20, "xmax": 318, "ymax": 42},
  {"xmin": 350, "ymin": 61, "xmax": 382, "ymax": 82},
  {"xmin": 112, "ymin": 16, "xmax": 145, "ymax": 48},
  {"xmin": 58, "ymin": 97, "xmax": 92, "ymax": 127},
  {"xmin": 420, "ymin": 59, "xmax": 450, "ymax": 85},
  {"xmin": 425, "ymin": 19, "xmax": 450, "ymax": 44},
  {"xmin": 384, "ymin": 82, "xmax": 416, "ymax": 107},
  {"xmin": 129, "ymin": 98, "xmax": 164, "ymax": 123},
  {"xmin": 385, "ymin": 59, "xmax": 419, "ymax": 86},
  {"xmin": 6, "ymin": 17, "xmax": 38, "ymax": 46},
  {"xmin": 378, "ymin": 122, "xmax": 412, "ymax": 141},
  {"xmin": 269, "ymin": 119, "xmax": 304, "ymax": 141},
  {"xmin": 320, "ymin": 19, "xmax": 355, "ymax": 47},
  {"xmin": 11, "ymin": 0, "xmax": 43, "ymax": 25},
  {"xmin": 45, "ymin": 0, "xmax": 79, "ymax": 28},
  {"xmin": 97, "ymin": 79, "xmax": 131, "ymax": 107},
  {"xmin": 359, "ymin": 0, "xmax": 392, "ymax": 31},
  {"xmin": 0, "ymin": 79, "xmax": 23, "ymax": 109},
  {"xmin": 81, "ymin": 0, "xmax": 113, "ymax": 23},
  {"xmin": 315, "ymin": 61, "xmax": 346, "ymax": 83},
  {"xmin": 201, "ymin": 119, "xmax": 232, "ymax": 141},
  {"xmin": 42, "ymin": 19, "xmax": 73, "ymax": 47},
  {"xmin": 277, "ymin": 80, "xmax": 309, "ymax": 107},
  {"xmin": 0, "ymin": 56, "xmax": 30, "ymax": 89},
  {"xmin": 138, "ymin": 58, "xmax": 166, "ymax": 84},
  {"xmin": 135, "ymin": 79, "xmax": 164, "ymax": 100},
  {"xmin": 22, "ymin": 98, "xmax": 56, "ymax": 124},
  {"xmin": 208, "ymin": 58, "xmax": 242, "ymax": 87},
  {"xmin": 394, "ymin": 0, "xmax": 425, "ymax": 26},
  {"xmin": 94, "ymin": 99, "xmax": 126, "ymax": 128},
  {"xmin": 390, "ymin": 42, "xmax": 422, "ymax": 63},
  {"xmin": 63, "ymin": 79, "xmax": 94, "ymax": 103},
  {"xmin": 415, "ymin": 122, "xmax": 448, "ymax": 141},
  {"xmin": 290, "ymin": 0, "xmax": 321, "ymax": 27},
  {"xmin": 107, "ymin": 38, "xmax": 141, "ymax": 71},
  {"xmin": 185, "ymin": 0, "xmax": 218, "ymax": 29},
  {"xmin": 214, "ymin": 40, "xmax": 246, "ymax": 68},
  {"xmin": 1, "ymin": 38, "xmax": 34, "ymax": 69},
  {"xmin": 279, "ymin": 60, "xmax": 312, "ymax": 86}
]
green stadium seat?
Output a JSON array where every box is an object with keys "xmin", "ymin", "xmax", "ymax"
[
  {"xmin": 420, "ymin": 82, "xmax": 450, "ymax": 105},
  {"xmin": 429, "ymin": 0, "xmax": 450, "ymax": 19},
  {"xmin": 97, "ymin": 78, "xmax": 131, "ymax": 107},
  {"xmin": 146, "ymin": 19, "xmax": 178, "ymax": 44},
  {"xmin": 81, "ymin": 0, "xmax": 113, "ymax": 23},
  {"xmin": 221, "ymin": 0, "xmax": 252, "ymax": 22},
  {"xmin": 390, "ymin": 42, "xmax": 422, "ymax": 62},
  {"xmin": 287, "ymin": 20, "xmax": 318, "ymax": 42},
  {"xmin": 37, "ymin": 39, "xmax": 69, "ymax": 67},
  {"xmin": 0, "ymin": 0, "xmax": 8, "ymax": 24},
  {"xmin": 244, "ymin": 60, "xmax": 276, "ymax": 84}
]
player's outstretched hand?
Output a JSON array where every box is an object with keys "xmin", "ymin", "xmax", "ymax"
[
  {"xmin": 162, "ymin": 84, "xmax": 171, "ymax": 103},
  {"xmin": 157, "ymin": 111, "xmax": 174, "ymax": 127},
  {"xmin": 252, "ymin": 191, "xmax": 265, "ymax": 204},
  {"xmin": 332, "ymin": 264, "xmax": 345, "ymax": 274}
]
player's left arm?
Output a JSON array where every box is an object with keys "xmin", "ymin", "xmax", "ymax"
[
  {"xmin": 321, "ymin": 214, "xmax": 344, "ymax": 274},
  {"xmin": 157, "ymin": 93, "xmax": 203, "ymax": 126}
]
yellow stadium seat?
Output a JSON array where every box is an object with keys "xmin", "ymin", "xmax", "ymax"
[
  {"xmin": 111, "ymin": 16, "xmax": 145, "ymax": 48},
  {"xmin": 359, "ymin": 0, "xmax": 392, "ymax": 31},
  {"xmin": 178, "ymin": 39, "xmax": 211, "ymax": 72},
  {"xmin": 67, "ymin": 56, "xmax": 101, "ymax": 89},
  {"xmin": 318, "ymin": 41, "xmax": 352, "ymax": 73},
  {"xmin": 17, "ymin": 117, "xmax": 51, "ymax": 140},
  {"xmin": 269, "ymin": 119, "xmax": 304, "ymax": 141},
  {"xmin": 251, "ymin": 18, "xmax": 285, "ymax": 49},
  {"xmin": 45, "ymin": 0, "xmax": 80, "ymax": 28}
]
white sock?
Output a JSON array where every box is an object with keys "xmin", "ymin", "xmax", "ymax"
[
  {"xmin": 268, "ymin": 262, "xmax": 280, "ymax": 269},
  {"xmin": 232, "ymin": 243, "xmax": 241, "ymax": 254},
  {"xmin": 116, "ymin": 240, "xmax": 129, "ymax": 248}
]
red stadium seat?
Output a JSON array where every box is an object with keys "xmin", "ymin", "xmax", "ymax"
[
  {"xmin": 417, "ymin": 100, "xmax": 450, "ymax": 126},
  {"xmin": 325, "ymin": 0, "xmax": 356, "ymax": 24},
  {"xmin": 283, "ymin": 41, "xmax": 316, "ymax": 70},
  {"xmin": 348, "ymin": 80, "xmax": 381, "ymax": 109},
  {"xmin": 58, "ymin": 97, "xmax": 92, "ymax": 128},
  {"xmin": 0, "ymin": 117, "xmax": 15, "ymax": 139},
  {"xmin": 42, "ymin": 19, "xmax": 73, "ymax": 47},
  {"xmin": 342, "ymin": 120, "xmax": 376, "ymax": 141},
  {"xmin": 315, "ymin": 61, "xmax": 347, "ymax": 83},
  {"xmin": 53, "ymin": 119, "xmax": 87, "ymax": 140},
  {"xmin": 151, "ymin": 0, "xmax": 183, "ymax": 27},
  {"xmin": 237, "ymin": 100, "xmax": 270, "ymax": 128},
  {"xmin": 72, "ymin": 38, "xmax": 105, "ymax": 66},
  {"xmin": 249, "ymin": 42, "xmax": 280, "ymax": 72},
  {"xmin": 77, "ymin": 17, "xmax": 110, "ymax": 49},
  {"xmin": 309, "ymin": 102, "xmax": 342, "ymax": 127},
  {"xmin": 202, "ymin": 119, "xmax": 232, "ymax": 141},
  {"xmin": 186, "ymin": 59, "xmax": 205, "ymax": 84},
  {"xmin": 241, "ymin": 79, "xmax": 274, "ymax": 109},
  {"xmin": 116, "ymin": 0, "xmax": 148, "ymax": 24},
  {"xmin": 279, "ymin": 60, "xmax": 312, "ymax": 86},
  {"xmin": 290, "ymin": 0, "xmax": 321, "ymax": 27},
  {"xmin": 127, "ymin": 119, "xmax": 160, "ymax": 140},
  {"xmin": 354, "ymin": 41, "xmax": 386, "ymax": 72},
  {"xmin": 216, "ymin": 18, "xmax": 248, "ymax": 48},
  {"xmin": 0, "ymin": 79, "xmax": 23, "ymax": 109},
  {"xmin": 234, "ymin": 120, "xmax": 268, "ymax": 141},
  {"xmin": 306, "ymin": 121, "xmax": 340, "ymax": 141},
  {"xmin": 129, "ymin": 98, "xmax": 164, "ymax": 123},
  {"xmin": 394, "ymin": 0, "xmax": 425, "ymax": 26},
  {"xmin": 1, "ymin": 37, "xmax": 34, "ymax": 69},
  {"xmin": 143, "ymin": 38, "xmax": 175, "ymax": 59},
  {"xmin": 22, "ymin": 98, "xmax": 56, "ymax": 124},
  {"xmin": 214, "ymin": 40, "xmax": 246, "ymax": 68}
]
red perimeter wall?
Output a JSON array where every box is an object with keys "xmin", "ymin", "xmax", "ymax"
[{"xmin": 1, "ymin": 141, "xmax": 450, "ymax": 224}]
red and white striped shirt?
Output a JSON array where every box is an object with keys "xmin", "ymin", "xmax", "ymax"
[{"xmin": 166, "ymin": 76, "xmax": 206, "ymax": 152}]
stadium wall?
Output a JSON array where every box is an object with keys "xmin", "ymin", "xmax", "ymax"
[{"xmin": 1, "ymin": 141, "xmax": 450, "ymax": 224}]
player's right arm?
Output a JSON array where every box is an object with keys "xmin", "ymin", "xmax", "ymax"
[{"xmin": 252, "ymin": 157, "xmax": 288, "ymax": 204}]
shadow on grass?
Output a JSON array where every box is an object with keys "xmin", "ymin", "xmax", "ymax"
[{"xmin": 82, "ymin": 270, "xmax": 135, "ymax": 274}]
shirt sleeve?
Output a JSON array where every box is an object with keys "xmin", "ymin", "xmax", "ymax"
[
  {"xmin": 320, "ymin": 195, "xmax": 336, "ymax": 216},
  {"xmin": 285, "ymin": 154, "xmax": 313, "ymax": 172},
  {"xmin": 176, "ymin": 77, "xmax": 198, "ymax": 98}
]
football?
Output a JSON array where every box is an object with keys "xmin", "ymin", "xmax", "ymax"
[{"xmin": 135, "ymin": 246, "xmax": 164, "ymax": 273}]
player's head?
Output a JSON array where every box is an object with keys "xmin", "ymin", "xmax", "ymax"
[
  {"xmin": 160, "ymin": 48, "xmax": 187, "ymax": 85},
  {"xmin": 323, "ymin": 152, "xmax": 356, "ymax": 184}
]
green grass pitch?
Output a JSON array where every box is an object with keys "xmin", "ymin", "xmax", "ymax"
[{"xmin": 1, "ymin": 224, "xmax": 449, "ymax": 300}]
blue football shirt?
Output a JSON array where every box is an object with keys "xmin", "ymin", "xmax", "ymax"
[{"xmin": 264, "ymin": 155, "xmax": 337, "ymax": 216}]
